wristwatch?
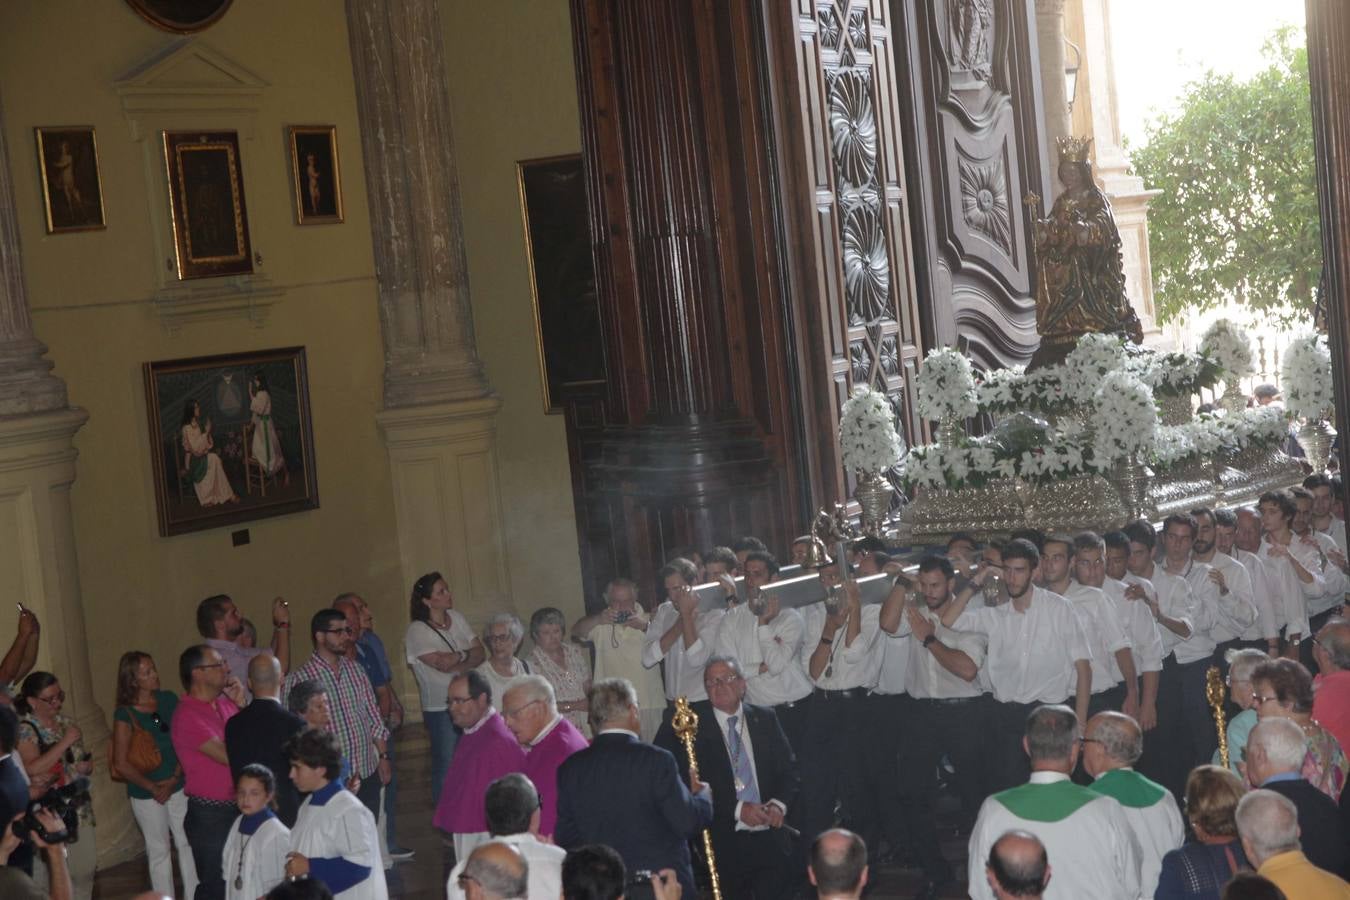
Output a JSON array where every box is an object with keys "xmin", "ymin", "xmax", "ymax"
[{"xmin": 922, "ymin": 634, "xmax": 938, "ymax": 649}]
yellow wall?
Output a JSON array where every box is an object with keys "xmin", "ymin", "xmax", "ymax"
[
  {"xmin": 0, "ymin": 0, "xmax": 586, "ymax": 711},
  {"xmin": 441, "ymin": 1, "xmax": 587, "ymax": 616}
]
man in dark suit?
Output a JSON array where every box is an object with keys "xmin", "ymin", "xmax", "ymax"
[
  {"xmin": 556, "ymin": 677, "xmax": 713, "ymax": 896},
  {"xmin": 224, "ymin": 653, "xmax": 305, "ymax": 825},
  {"xmin": 1247, "ymin": 717, "xmax": 1350, "ymax": 877},
  {"xmin": 0, "ymin": 705, "xmax": 32, "ymax": 874},
  {"xmin": 655, "ymin": 655, "xmax": 802, "ymax": 898}
]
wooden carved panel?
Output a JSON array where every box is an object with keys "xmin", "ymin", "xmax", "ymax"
[
  {"xmin": 768, "ymin": 0, "xmax": 926, "ymax": 510},
  {"xmin": 895, "ymin": 0, "xmax": 1050, "ymax": 371}
]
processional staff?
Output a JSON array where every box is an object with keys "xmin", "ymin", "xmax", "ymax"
[
  {"xmin": 1206, "ymin": 665, "xmax": 1229, "ymax": 768},
  {"xmin": 671, "ymin": 696, "xmax": 723, "ymax": 900}
]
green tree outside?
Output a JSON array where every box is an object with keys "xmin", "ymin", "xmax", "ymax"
[{"xmin": 1128, "ymin": 27, "xmax": 1321, "ymax": 327}]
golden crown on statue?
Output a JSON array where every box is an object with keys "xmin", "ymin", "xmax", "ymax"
[{"xmin": 1055, "ymin": 135, "xmax": 1093, "ymax": 163}]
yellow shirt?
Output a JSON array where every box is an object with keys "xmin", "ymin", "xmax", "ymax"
[{"xmin": 1259, "ymin": 850, "xmax": 1350, "ymax": 900}]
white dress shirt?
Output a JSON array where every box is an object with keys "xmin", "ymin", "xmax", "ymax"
[
  {"xmin": 798, "ymin": 602, "xmax": 882, "ymax": 690},
  {"xmin": 1103, "ymin": 577, "xmax": 1164, "ymax": 675},
  {"xmin": 642, "ymin": 602, "xmax": 725, "ymax": 701},
  {"xmin": 1135, "ymin": 565, "xmax": 1198, "ymax": 661},
  {"xmin": 1257, "ymin": 538, "xmax": 1321, "ymax": 637},
  {"xmin": 1303, "ymin": 531, "xmax": 1349, "ymax": 618},
  {"xmin": 967, "ymin": 771, "xmax": 1142, "ymax": 900},
  {"xmin": 1194, "ymin": 551, "xmax": 1259, "ymax": 643},
  {"xmin": 713, "ymin": 605, "xmax": 813, "ymax": 706},
  {"xmin": 445, "ymin": 832, "xmax": 566, "ymax": 900},
  {"xmin": 1174, "ymin": 562, "xmax": 1220, "ymax": 663},
  {"xmin": 1233, "ymin": 549, "xmax": 1281, "ymax": 641},
  {"xmin": 1063, "ymin": 582, "xmax": 1131, "ymax": 694},
  {"xmin": 952, "ymin": 586, "xmax": 1090, "ymax": 705},
  {"xmin": 1321, "ymin": 517, "xmax": 1347, "ymax": 556},
  {"xmin": 890, "ymin": 603, "xmax": 986, "ymax": 699}
]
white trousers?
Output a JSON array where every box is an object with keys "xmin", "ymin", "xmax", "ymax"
[{"xmin": 130, "ymin": 789, "xmax": 198, "ymax": 898}]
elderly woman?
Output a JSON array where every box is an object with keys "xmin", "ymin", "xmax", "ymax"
[
  {"xmin": 572, "ymin": 578, "xmax": 664, "ymax": 741},
  {"xmin": 1155, "ymin": 765, "xmax": 1251, "ymax": 900},
  {"xmin": 526, "ymin": 608, "xmax": 592, "ymax": 736},
  {"xmin": 1217, "ymin": 648, "xmax": 1271, "ymax": 774},
  {"xmin": 475, "ymin": 613, "xmax": 531, "ymax": 703},
  {"xmin": 1250, "ymin": 657, "xmax": 1347, "ymax": 799}
]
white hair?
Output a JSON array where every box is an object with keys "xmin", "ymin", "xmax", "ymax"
[
  {"xmin": 1226, "ymin": 648, "xmax": 1270, "ymax": 684},
  {"xmin": 503, "ymin": 673, "xmax": 556, "ymax": 712},
  {"xmin": 1236, "ymin": 789, "xmax": 1300, "ymax": 864},
  {"xmin": 1248, "ymin": 717, "xmax": 1307, "ymax": 771}
]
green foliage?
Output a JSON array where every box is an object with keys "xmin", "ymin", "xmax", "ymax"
[{"xmin": 1128, "ymin": 28, "xmax": 1321, "ymax": 326}]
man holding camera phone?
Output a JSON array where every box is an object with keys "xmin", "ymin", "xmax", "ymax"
[{"xmin": 0, "ymin": 807, "xmax": 72, "ymax": 900}]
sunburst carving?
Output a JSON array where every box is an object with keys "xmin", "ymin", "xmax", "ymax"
[
  {"xmin": 842, "ymin": 204, "xmax": 891, "ymax": 325},
  {"xmin": 818, "ymin": 4, "xmax": 843, "ymax": 52},
  {"xmin": 959, "ymin": 158, "xmax": 1012, "ymax": 253},
  {"xmin": 828, "ymin": 70, "xmax": 877, "ymax": 190}
]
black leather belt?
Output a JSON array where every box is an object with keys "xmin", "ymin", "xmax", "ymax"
[
  {"xmin": 914, "ymin": 695, "xmax": 981, "ymax": 704},
  {"xmin": 813, "ymin": 687, "xmax": 866, "ymax": 700}
]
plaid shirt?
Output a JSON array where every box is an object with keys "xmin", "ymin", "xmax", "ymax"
[{"xmin": 285, "ymin": 652, "xmax": 389, "ymax": 778}]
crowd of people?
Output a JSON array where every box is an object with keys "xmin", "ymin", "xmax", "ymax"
[{"xmin": 1, "ymin": 475, "xmax": 1349, "ymax": 899}]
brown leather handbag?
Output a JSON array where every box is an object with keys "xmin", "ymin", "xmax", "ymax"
[{"xmin": 108, "ymin": 709, "xmax": 162, "ymax": 783}]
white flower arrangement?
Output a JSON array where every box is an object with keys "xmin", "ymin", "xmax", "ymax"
[
  {"xmin": 1091, "ymin": 370, "xmax": 1158, "ymax": 462},
  {"xmin": 898, "ymin": 433, "xmax": 1107, "ymax": 491},
  {"xmin": 839, "ymin": 385, "xmax": 905, "ymax": 475},
  {"xmin": 916, "ymin": 347, "xmax": 978, "ymax": 421},
  {"xmin": 1281, "ymin": 334, "xmax": 1335, "ymax": 420},
  {"xmin": 1200, "ymin": 319, "xmax": 1256, "ymax": 379},
  {"xmin": 1124, "ymin": 346, "xmax": 1222, "ymax": 398},
  {"xmin": 1150, "ymin": 407, "xmax": 1291, "ymax": 470},
  {"xmin": 1064, "ymin": 334, "xmax": 1128, "ymax": 404}
]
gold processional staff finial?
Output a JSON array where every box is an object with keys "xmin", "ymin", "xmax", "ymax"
[
  {"xmin": 1206, "ymin": 665, "xmax": 1229, "ymax": 769},
  {"xmin": 671, "ymin": 697, "xmax": 723, "ymax": 900}
]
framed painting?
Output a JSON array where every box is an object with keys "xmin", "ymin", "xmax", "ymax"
[
  {"xmin": 516, "ymin": 154, "xmax": 605, "ymax": 413},
  {"xmin": 287, "ymin": 125, "xmax": 344, "ymax": 225},
  {"xmin": 34, "ymin": 127, "xmax": 106, "ymax": 234},
  {"xmin": 162, "ymin": 130, "xmax": 253, "ymax": 280},
  {"xmin": 143, "ymin": 346, "xmax": 319, "ymax": 537},
  {"xmin": 125, "ymin": 0, "xmax": 233, "ymax": 33}
]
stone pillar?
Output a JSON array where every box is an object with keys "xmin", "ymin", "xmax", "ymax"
[
  {"xmin": 344, "ymin": 0, "xmax": 511, "ymax": 684},
  {"xmin": 0, "ymin": 100, "xmax": 134, "ymax": 864},
  {"xmin": 1034, "ymin": 0, "xmax": 1072, "ymax": 195}
]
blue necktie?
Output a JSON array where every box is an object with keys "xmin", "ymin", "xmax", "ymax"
[{"xmin": 727, "ymin": 715, "xmax": 760, "ymax": 803}]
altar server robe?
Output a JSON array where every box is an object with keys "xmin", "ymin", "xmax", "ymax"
[
  {"xmin": 291, "ymin": 786, "xmax": 389, "ymax": 900},
  {"xmin": 968, "ymin": 771, "xmax": 1141, "ymax": 900},
  {"xmin": 223, "ymin": 813, "xmax": 290, "ymax": 900},
  {"xmin": 432, "ymin": 709, "xmax": 526, "ymax": 834}
]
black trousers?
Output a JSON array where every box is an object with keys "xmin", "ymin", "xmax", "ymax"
[
  {"xmin": 899, "ymin": 695, "xmax": 990, "ymax": 881},
  {"xmin": 798, "ymin": 688, "xmax": 871, "ymax": 850},
  {"xmin": 715, "ymin": 828, "xmax": 799, "ymax": 899},
  {"xmin": 185, "ymin": 796, "xmax": 238, "ymax": 900},
  {"xmin": 1139, "ymin": 655, "xmax": 1214, "ymax": 799},
  {"xmin": 987, "ymin": 699, "xmax": 1049, "ymax": 794},
  {"xmin": 1087, "ymin": 683, "xmax": 1126, "ymax": 717},
  {"xmin": 356, "ymin": 767, "xmax": 383, "ymax": 820},
  {"xmin": 858, "ymin": 692, "xmax": 912, "ymax": 855},
  {"xmin": 772, "ymin": 697, "xmax": 810, "ymax": 766}
]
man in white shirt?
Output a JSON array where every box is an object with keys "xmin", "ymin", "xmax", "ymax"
[
  {"xmin": 1291, "ymin": 486, "xmax": 1350, "ymax": 673},
  {"xmin": 880, "ymin": 555, "xmax": 988, "ymax": 896},
  {"xmin": 1219, "ymin": 508, "xmax": 1283, "ymax": 657},
  {"xmin": 798, "ymin": 565, "xmax": 882, "ymax": 853},
  {"xmin": 1081, "ymin": 712, "xmax": 1183, "ymax": 899},
  {"xmin": 1306, "ymin": 472, "xmax": 1348, "ymax": 556},
  {"xmin": 1089, "ymin": 532, "xmax": 1162, "ymax": 729},
  {"xmin": 1256, "ymin": 490, "xmax": 1323, "ymax": 656},
  {"xmin": 967, "ymin": 704, "xmax": 1141, "ymax": 900},
  {"xmin": 1043, "ymin": 534, "xmax": 1136, "ymax": 719},
  {"xmin": 1189, "ymin": 507, "xmax": 1260, "ymax": 667},
  {"xmin": 643, "ymin": 557, "xmax": 726, "ymax": 706},
  {"xmin": 713, "ymin": 552, "xmax": 813, "ymax": 751},
  {"xmin": 445, "ymin": 774, "xmax": 565, "ymax": 900},
  {"xmin": 941, "ymin": 538, "xmax": 1092, "ymax": 793}
]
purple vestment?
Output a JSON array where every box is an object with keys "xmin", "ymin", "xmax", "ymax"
[
  {"xmin": 432, "ymin": 710, "xmax": 527, "ymax": 834},
  {"xmin": 522, "ymin": 716, "xmax": 589, "ymax": 836}
]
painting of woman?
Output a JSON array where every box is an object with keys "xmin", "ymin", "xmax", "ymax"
[
  {"xmin": 248, "ymin": 372, "xmax": 289, "ymax": 484},
  {"xmin": 180, "ymin": 400, "xmax": 237, "ymax": 506}
]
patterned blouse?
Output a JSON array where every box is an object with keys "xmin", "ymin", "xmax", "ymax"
[
  {"xmin": 1302, "ymin": 721, "xmax": 1348, "ymax": 800},
  {"xmin": 528, "ymin": 642, "xmax": 592, "ymax": 737}
]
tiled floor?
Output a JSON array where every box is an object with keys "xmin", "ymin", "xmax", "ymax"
[{"xmin": 95, "ymin": 730, "xmax": 974, "ymax": 898}]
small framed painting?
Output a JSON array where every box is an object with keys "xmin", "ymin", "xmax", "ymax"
[
  {"xmin": 124, "ymin": 0, "xmax": 234, "ymax": 34},
  {"xmin": 287, "ymin": 125, "xmax": 344, "ymax": 225},
  {"xmin": 34, "ymin": 127, "xmax": 106, "ymax": 234},
  {"xmin": 162, "ymin": 130, "xmax": 253, "ymax": 280},
  {"xmin": 143, "ymin": 346, "xmax": 320, "ymax": 536}
]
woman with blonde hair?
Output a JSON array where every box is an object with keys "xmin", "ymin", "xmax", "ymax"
[{"xmin": 1155, "ymin": 765, "xmax": 1251, "ymax": 899}]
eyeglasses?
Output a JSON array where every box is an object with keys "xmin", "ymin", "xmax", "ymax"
[
  {"xmin": 447, "ymin": 695, "xmax": 477, "ymax": 707},
  {"xmin": 150, "ymin": 711, "xmax": 169, "ymax": 733},
  {"xmin": 1252, "ymin": 693, "xmax": 1280, "ymax": 705},
  {"xmin": 457, "ymin": 874, "xmax": 479, "ymax": 890},
  {"xmin": 1076, "ymin": 737, "xmax": 1102, "ymax": 746},
  {"xmin": 486, "ymin": 634, "xmax": 515, "ymax": 643},
  {"xmin": 194, "ymin": 663, "xmax": 226, "ymax": 671},
  {"xmin": 35, "ymin": 690, "xmax": 64, "ymax": 706},
  {"xmin": 325, "ymin": 627, "xmax": 354, "ymax": 635},
  {"xmin": 706, "ymin": 675, "xmax": 742, "ymax": 688},
  {"xmin": 503, "ymin": 698, "xmax": 542, "ymax": 719}
]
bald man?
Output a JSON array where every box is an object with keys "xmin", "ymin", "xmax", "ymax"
[
  {"xmin": 1081, "ymin": 712, "xmax": 1183, "ymax": 898},
  {"xmin": 460, "ymin": 841, "xmax": 528, "ymax": 900},
  {"xmin": 224, "ymin": 653, "xmax": 305, "ymax": 825},
  {"xmin": 986, "ymin": 831, "xmax": 1050, "ymax": 899},
  {"xmin": 809, "ymin": 829, "xmax": 868, "ymax": 900}
]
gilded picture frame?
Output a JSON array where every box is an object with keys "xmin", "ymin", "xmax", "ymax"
[
  {"xmin": 516, "ymin": 154, "xmax": 605, "ymax": 413},
  {"xmin": 143, "ymin": 346, "xmax": 320, "ymax": 537},
  {"xmin": 287, "ymin": 125, "xmax": 344, "ymax": 225},
  {"xmin": 162, "ymin": 130, "xmax": 254, "ymax": 280},
  {"xmin": 124, "ymin": 0, "xmax": 234, "ymax": 34},
  {"xmin": 34, "ymin": 127, "xmax": 106, "ymax": 234}
]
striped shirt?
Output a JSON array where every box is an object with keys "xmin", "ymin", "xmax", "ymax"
[{"xmin": 285, "ymin": 653, "xmax": 389, "ymax": 778}]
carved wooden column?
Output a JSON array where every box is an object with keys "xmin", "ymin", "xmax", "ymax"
[
  {"xmin": 346, "ymin": 0, "xmax": 511, "ymax": 659},
  {"xmin": 0, "ymin": 96, "xmax": 134, "ymax": 865},
  {"xmin": 568, "ymin": 0, "xmax": 804, "ymax": 603},
  {"xmin": 1306, "ymin": 0, "xmax": 1350, "ymax": 476}
]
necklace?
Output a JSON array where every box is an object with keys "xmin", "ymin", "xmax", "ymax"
[
  {"xmin": 823, "ymin": 609, "xmax": 848, "ymax": 679},
  {"xmin": 233, "ymin": 830, "xmax": 253, "ymax": 890}
]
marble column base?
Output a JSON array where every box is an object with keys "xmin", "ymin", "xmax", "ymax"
[
  {"xmin": 0, "ymin": 408, "xmax": 137, "ymax": 868},
  {"xmin": 376, "ymin": 397, "xmax": 512, "ymax": 719}
]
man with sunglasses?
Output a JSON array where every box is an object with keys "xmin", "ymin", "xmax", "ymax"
[{"xmin": 283, "ymin": 609, "xmax": 390, "ymax": 822}]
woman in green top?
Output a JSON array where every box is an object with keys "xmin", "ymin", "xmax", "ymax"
[{"xmin": 112, "ymin": 651, "xmax": 198, "ymax": 899}]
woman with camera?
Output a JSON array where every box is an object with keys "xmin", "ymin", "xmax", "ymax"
[
  {"xmin": 526, "ymin": 608, "xmax": 592, "ymax": 737},
  {"xmin": 475, "ymin": 613, "xmax": 530, "ymax": 704},
  {"xmin": 15, "ymin": 672, "xmax": 94, "ymax": 899},
  {"xmin": 111, "ymin": 651, "xmax": 197, "ymax": 899}
]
